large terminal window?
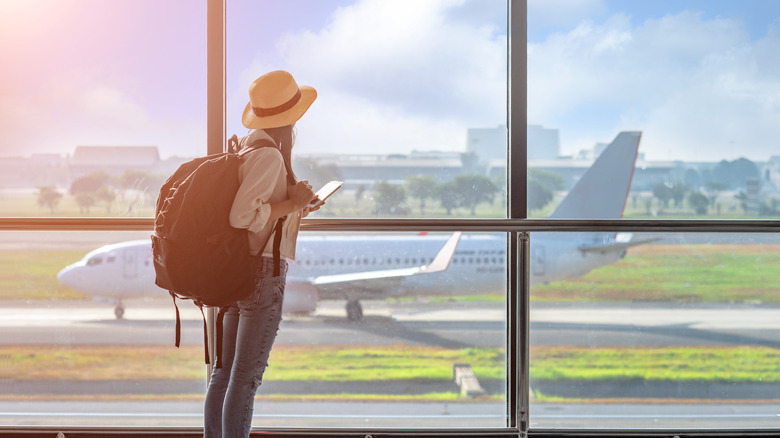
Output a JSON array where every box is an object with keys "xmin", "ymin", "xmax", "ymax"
[
  {"xmin": 0, "ymin": 0, "xmax": 210, "ymax": 432},
  {"xmin": 526, "ymin": 0, "xmax": 780, "ymax": 433},
  {"xmin": 1, "ymin": 0, "xmax": 779, "ymax": 437}
]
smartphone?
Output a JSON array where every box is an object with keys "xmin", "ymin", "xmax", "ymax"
[{"xmin": 310, "ymin": 181, "xmax": 343, "ymax": 208}]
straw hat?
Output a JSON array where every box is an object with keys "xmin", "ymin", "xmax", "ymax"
[{"xmin": 242, "ymin": 70, "xmax": 317, "ymax": 130}]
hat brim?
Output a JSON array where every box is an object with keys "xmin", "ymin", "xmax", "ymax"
[{"xmin": 242, "ymin": 85, "xmax": 317, "ymax": 130}]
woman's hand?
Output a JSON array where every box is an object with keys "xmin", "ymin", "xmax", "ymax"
[
  {"xmin": 302, "ymin": 201, "xmax": 323, "ymax": 218},
  {"xmin": 288, "ymin": 180, "xmax": 316, "ymax": 211}
]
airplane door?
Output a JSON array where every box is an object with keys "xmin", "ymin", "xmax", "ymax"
[
  {"xmin": 533, "ymin": 245, "xmax": 545, "ymax": 277},
  {"xmin": 123, "ymin": 248, "xmax": 139, "ymax": 278}
]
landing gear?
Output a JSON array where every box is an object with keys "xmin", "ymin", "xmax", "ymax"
[
  {"xmin": 114, "ymin": 304, "xmax": 125, "ymax": 319},
  {"xmin": 346, "ymin": 300, "xmax": 363, "ymax": 322}
]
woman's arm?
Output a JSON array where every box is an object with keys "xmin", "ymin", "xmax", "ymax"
[
  {"xmin": 229, "ymin": 150, "xmax": 284, "ymax": 232},
  {"xmin": 268, "ymin": 180, "xmax": 316, "ymax": 221}
]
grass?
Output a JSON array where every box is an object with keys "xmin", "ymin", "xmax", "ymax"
[
  {"xmin": 533, "ymin": 244, "xmax": 780, "ymax": 303},
  {"xmin": 268, "ymin": 345, "xmax": 505, "ymax": 381},
  {"xmin": 0, "ymin": 193, "xmax": 155, "ymax": 217},
  {"xmin": 530, "ymin": 346, "xmax": 780, "ymax": 383},
  {"xmin": 6, "ymin": 344, "xmax": 780, "ymax": 386},
  {"xmin": 1, "ymin": 345, "xmax": 506, "ymax": 382},
  {"xmin": 0, "ymin": 250, "xmax": 89, "ymax": 300}
]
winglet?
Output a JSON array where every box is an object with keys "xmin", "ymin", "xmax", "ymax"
[{"xmin": 421, "ymin": 232, "xmax": 462, "ymax": 274}]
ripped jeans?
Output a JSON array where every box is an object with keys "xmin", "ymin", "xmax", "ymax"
[{"xmin": 203, "ymin": 256, "xmax": 286, "ymax": 438}]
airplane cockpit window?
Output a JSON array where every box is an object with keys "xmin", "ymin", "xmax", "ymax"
[{"xmin": 86, "ymin": 256, "xmax": 103, "ymax": 266}]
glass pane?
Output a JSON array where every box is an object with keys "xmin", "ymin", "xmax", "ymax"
[
  {"xmin": 529, "ymin": 231, "xmax": 780, "ymax": 429},
  {"xmin": 226, "ymin": 0, "xmax": 508, "ymax": 219},
  {"xmin": 0, "ymin": 230, "xmax": 205, "ymax": 427},
  {"xmin": 0, "ymin": 0, "xmax": 206, "ymax": 218},
  {"xmin": 528, "ymin": 0, "xmax": 780, "ymax": 219},
  {"xmin": 2, "ymin": 230, "xmax": 508, "ymax": 429}
]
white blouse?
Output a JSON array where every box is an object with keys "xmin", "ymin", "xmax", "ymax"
[{"xmin": 229, "ymin": 130, "xmax": 301, "ymax": 259}]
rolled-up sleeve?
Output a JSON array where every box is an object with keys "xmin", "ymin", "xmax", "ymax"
[{"xmin": 229, "ymin": 150, "xmax": 285, "ymax": 232}]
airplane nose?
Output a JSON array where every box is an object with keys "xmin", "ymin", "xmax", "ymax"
[{"xmin": 57, "ymin": 264, "xmax": 80, "ymax": 290}]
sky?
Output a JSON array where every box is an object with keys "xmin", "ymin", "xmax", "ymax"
[{"xmin": 0, "ymin": 0, "xmax": 779, "ymax": 162}]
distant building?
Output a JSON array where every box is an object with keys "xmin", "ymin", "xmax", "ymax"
[
  {"xmin": 527, "ymin": 124, "xmax": 560, "ymax": 160},
  {"xmin": 762, "ymin": 156, "xmax": 780, "ymax": 192},
  {"xmin": 467, "ymin": 124, "xmax": 560, "ymax": 164},
  {"xmin": 298, "ymin": 151, "xmax": 465, "ymax": 189},
  {"xmin": 467, "ymin": 125, "xmax": 507, "ymax": 163},
  {"xmin": 69, "ymin": 146, "xmax": 161, "ymax": 178},
  {"xmin": 0, "ymin": 154, "xmax": 68, "ymax": 189}
]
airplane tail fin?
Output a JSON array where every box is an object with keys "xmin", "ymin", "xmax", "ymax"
[{"xmin": 549, "ymin": 131, "xmax": 641, "ymax": 219}]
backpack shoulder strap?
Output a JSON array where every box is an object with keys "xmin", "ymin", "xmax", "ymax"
[
  {"xmin": 239, "ymin": 138, "xmax": 296, "ymax": 185},
  {"xmin": 240, "ymin": 138, "xmax": 276, "ymax": 156}
]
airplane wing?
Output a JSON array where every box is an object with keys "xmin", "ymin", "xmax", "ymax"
[
  {"xmin": 303, "ymin": 232, "xmax": 462, "ymax": 288},
  {"xmin": 578, "ymin": 236, "xmax": 660, "ymax": 254}
]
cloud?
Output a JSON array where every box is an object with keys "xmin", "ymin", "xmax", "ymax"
[
  {"xmin": 0, "ymin": 75, "xmax": 204, "ymax": 159},
  {"xmin": 528, "ymin": 10, "xmax": 780, "ymax": 161},
  {"xmin": 528, "ymin": 0, "xmax": 606, "ymax": 31},
  {"xmin": 232, "ymin": 0, "xmax": 507, "ymax": 154}
]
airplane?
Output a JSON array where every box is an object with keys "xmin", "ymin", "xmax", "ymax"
[{"xmin": 57, "ymin": 131, "xmax": 649, "ymax": 321}]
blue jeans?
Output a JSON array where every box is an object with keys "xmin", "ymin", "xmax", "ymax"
[{"xmin": 203, "ymin": 256, "xmax": 287, "ymax": 438}]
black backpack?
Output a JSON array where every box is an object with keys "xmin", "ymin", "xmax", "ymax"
[{"xmin": 152, "ymin": 135, "xmax": 291, "ymax": 367}]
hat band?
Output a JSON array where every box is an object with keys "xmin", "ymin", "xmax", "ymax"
[{"xmin": 251, "ymin": 89, "xmax": 302, "ymax": 118}]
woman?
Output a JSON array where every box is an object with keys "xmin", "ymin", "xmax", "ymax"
[{"xmin": 204, "ymin": 70, "xmax": 318, "ymax": 438}]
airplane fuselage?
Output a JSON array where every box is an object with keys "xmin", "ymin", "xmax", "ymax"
[{"xmin": 57, "ymin": 232, "xmax": 626, "ymax": 305}]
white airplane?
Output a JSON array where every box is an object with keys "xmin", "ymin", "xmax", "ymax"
[{"xmin": 57, "ymin": 131, "xmax": 649, "ymax": 320}]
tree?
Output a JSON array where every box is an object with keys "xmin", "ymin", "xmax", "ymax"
[
  {"xmin": 460, "ymin": 151, "xmax": 481, "ymax": 174},
  {"xmin": 734, "ymin": 191, "xmax": 748, "ymax": 214},
  {"xmin": 373, "ymin": 181, "xmax": 406, "ymax": 215},
  {"xmin": 684, "ymin": 168, "xmax": 702, "ymax": 190},
  {"xmin": 75, "ymin": 193, "xmax": 96, "ymax": 215},
  {"xmin": 712, "ymin": 158, "xmax": 759, "ymax": 189},
  {"xmin": 36, "ymin": 185, "xmax": 62, "ymax": 214},
  {"xmin": 528, "ymin": 168, "xmax": 564, "ymax": 192},
  {"xmin": 705, "ymin": 182, "xmax": 729, "ymax": 208},
  {"xmin": 405, "ymin": 175, "xmax": 438, "ymax": 215},
  {"xmin": 492, "ymin": 169, "xmax": 507, "ymax": 208},
  {"xmin": 116, "ymin": 169, "xmax": 164, "ymax": 197},
  {"xmin": 453, "ymin": 174, "xmax": 498, "ymax": 216},
  {"xmin": 96, "ymin": 186, "xmax": 117, "ymax": 214},
  {"xmin": 437, "ymin": 182, "xmax": 460, "ymax": 216},
  {"xmin": 688, "ymin": 192, "xmax": 709, "ymax": 215},
  {"xmin": 671, "ymin": 182, "xmax": 689, "ymax": 208},
  {"xmin": 527, "ymin": 179, "xmax": 553, "ymax": 212},
  {"xmin": 70, "ymin": 171, "xmax": 111, "ymax": 196},
  {"xmin": 118, "ymin": 170, "xmax": 150, "ymax": 192},
  {"xmin": 528, "ymin": 169, "xmax": 563, "ymax": 213},
  {"xmin": 652, "ymin": 182, "xmax": 674, "ymax": 209},
  {"xmin": 354, "ymin": 184, "xmax": 366, "ymax": 206}
]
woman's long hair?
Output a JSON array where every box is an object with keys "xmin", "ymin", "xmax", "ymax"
[{"xmin": 263, "ymin": 124, "xmax": 297, "ymax": 183}]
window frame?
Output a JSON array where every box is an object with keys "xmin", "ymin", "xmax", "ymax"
[{"xmin": 2, "ymin": 0, "xmax": 780, "ymax": 436}]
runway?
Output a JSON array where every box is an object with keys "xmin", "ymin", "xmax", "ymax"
[
  {"xmin": 4, "ymin": 299, "xmax": 780, "ymax": 430},
  {"xmin": 4, "ymin": 299, "xmax": 780, "ymax": 348},
  {"xmin": 3, "ymin": 400, "xmax": 780, "ymax": 430}
]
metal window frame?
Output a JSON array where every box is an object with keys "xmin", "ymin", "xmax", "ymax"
[{"xmin": 1, "ymin": 0, "xmax": 780, "ymax": 436}]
